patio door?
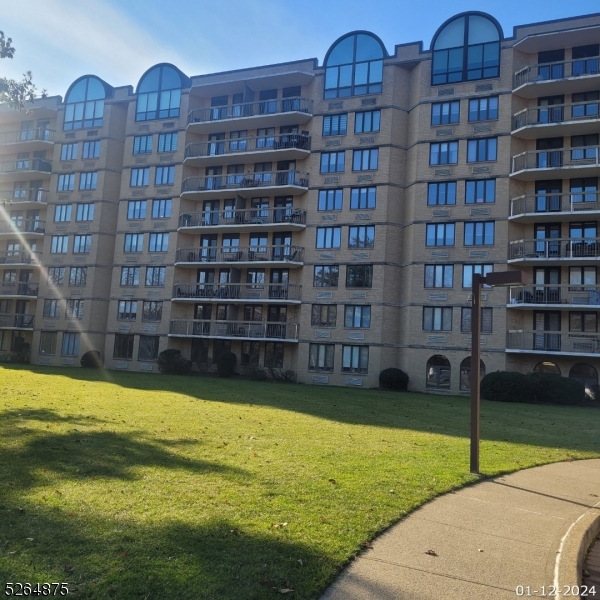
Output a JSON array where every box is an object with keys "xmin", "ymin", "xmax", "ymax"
[
  {"xmin": 537, "ymin": 95, "xmax": 564, "ymax": 124},
  {"xmin": 533, "ymin": 311, "xmax": 561, "ymax": 350},
  {"xmin": 535, "ymin": 180, "xmax": 562, "ymax": 212},
  {"xmin": 534, "ymin": 223, "xmax": 561, "ymax": 257},
  {"xmin": 534, "ymin": 267, "xmax": 560, "ymax": 303}
]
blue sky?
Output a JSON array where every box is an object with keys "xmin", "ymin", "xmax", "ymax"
[{"xmin": 2, "ymin": 0, "xmax": 600, "ymax": 98}]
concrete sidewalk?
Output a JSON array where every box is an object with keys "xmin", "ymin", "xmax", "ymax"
[{"xmin": 321, "ymin": 460, "xmax": 600, "ymax": 599}]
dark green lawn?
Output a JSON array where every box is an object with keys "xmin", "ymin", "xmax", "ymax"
[{"xmin": 1, "ymin": 365, "xmax": 598, "ymax": 599}]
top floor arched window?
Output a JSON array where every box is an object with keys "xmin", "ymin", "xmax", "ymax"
[
  {"xmin": 64, "ymin": 76, "xmax": 109, "ymax": 131},
  {"xmin": 432, "ymin": 13, "xmax": 502, "ymax": 85},
  {"xmin": 324, "ymin": 32, "xmax": 386, "ymax": 99},
  {"xmin": 136, "ymin": 64, "xmax": 190, "ymax": 121}
]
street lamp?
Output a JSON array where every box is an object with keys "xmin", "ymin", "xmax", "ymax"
[{"xmin": 471, "ymin": 270, "xmax": 524, "ymax": 474}]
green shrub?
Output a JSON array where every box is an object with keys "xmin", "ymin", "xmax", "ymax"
[
  {"xmin": 10, "ymin": 340, "xmax": 30, "ymax": 364},
  {"xmin": 217, "ymin": 351, "xmax": 237, "ymax": 378},
  {"xmin": 379, "ymin": 368, "xmax": 409, "ymax": 391},
  {"xmin": 80, "ymin": 350, "xmax": 103, "ymax": 368},
  {"xmin": 480, "ymin": 371, "xmax": 535, "ymax": 403},
  {"xmin": 528, "ymin": 373, "xmax": 586, "ymax": 406},
  {"xmin": 157, "ymin": 349, "xmax": 192, "ymax": 375},
  {"xmin": 249, "ymin": 367, "xmax": 268, "ymax": 381}
]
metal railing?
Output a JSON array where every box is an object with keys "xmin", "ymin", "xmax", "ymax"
[
  {"xmin": 0, "ymin": 128, "xmax": 55, "ymax": 144},
  {"xmin": 510, "ymin": 237, "xmax": 600, "ymax": 260},
  {"xmin": 0, "ymin": 282, "xmax": 39, "ymax": 297},
  {"xmin": 179, "ymin": 207, "xmax": 306, "ymax": 228},
  {"xmin": 515, "ymin": 57, "xmax": 600, "ymax": 88},
  {"xmin": 509, "ymin": 284, "xmax": 600, "ymax": 306},
  {"xmin": 0, "ymin": 251, "xmax": 40, "ymax": 265},
  {"xmin": 170, "ymin": 319, "xmax": 299, "ymax": 340},
  {"xmin": 0, "ymin": 188, "xmax": 48, "ymax": 204},
  {"xmin": 185, "ymin": 133, "xmax": 311, "ymax": 160},
  {"xmin": 188, "ymin": 97, "xmax": 313, "ymax": 124},
  {"xmin": 0, "ymin": 313, "xmax": 35, "ymax": 328},
  {"xmin": 175, "ymin": 245, "xmax": 304, "ymax": 264},
  {"xmin": 182, "ymin": 170, "xmax": 309, "ymax": 194},
  {"xmin": 512, "ymin": 147, "xmax": 600, "ymax": 173},
  {"xmin": 0, "ymin": 158, "xmax": 52, "ymax": 174},
  {"xmin": 510, "ymin": 192, "xmax": 600, "ymax": 216},
  {"xmin": 173, "ymin": 282, "xmax": 302, "ymax": 301},
  {"xmin": 0, "ymin": 219, "xmax": 45, "ymax": 234},
  {"xmin": 507, "ymin": 330, "xmax": 600, "ymax": 355},
  {"xmin": 513, "ymin": 100, "xmax": 600, "ymax": 130}
]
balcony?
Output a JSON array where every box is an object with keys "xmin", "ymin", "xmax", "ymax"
[
  {"xmin": 0, "ymin": 251, "xmax": 41, "ymax": 266},
  {"xmin": 181, "ymin": 171, "xmax": 309, "ymax": 200},
  {"xmin": 0, "ymin": 188, "xmax": 48, "ymax": 206},
  {"xmin": 508, "ymin": 284, "xmax": 600, "ymax": 309},
  {"xmin": 507, "ymin": 330, "xmax": 600, "ymax": 357},
  {"xmin": 509, "ymin": 192, "xmax": 600, "ymax": 222},
  {"xmin": 0, "ymin": 128, "xmax": 55, "ymax": 154},
  {"xmin": 0, "ymin": 219, "xmax": 46, "ymax": 236},
  {"xmin": 0, "ymin": 282, "xmax": 39, "ymax": 297},
  {"xmin": 509, "ymin": 238, "xmax": 600, "ymax": 265},
  {"xmin": 172, "ymin": 283, "xmax": 302, "ymax": 303},
  {"xmin": 512, "ymin": 101, "xmax": 600, "ymax": 139},
  {"xmin": 514, "ymin": 58, "xmax": 600, "ymax": 97},
  {"xmin": 187, "ymin": 97, "xmax": 313, "ymax": 134},
  {"xmin": 178, "ymin": 207, "xmax": 306, "ymax": 233},
  {"xmin": 511, "ymin": 147, "xmax": 600, "ymax": 180},
  {"xmin": 175, "ymin": 245, "xmax": 304, "ymax": 268},
  {"xmin": 0, "ymin": 158, "xmax": 52, "ymax": 181},
  {"xmin": 185, "ymin": 133, "xmax": 311, "ymax": 167},
  {"xmin": 170, "ymin": 319, "xmax": 299, "ymax": 341},
  {"xmin": 0, "ymin": 313, "xmax": 35, "ymax": 329}
]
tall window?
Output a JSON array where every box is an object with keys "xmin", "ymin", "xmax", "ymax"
[
  {"xmin": 323, "ymin": 114, "xmax": 348, "ymax": 136},
  {"xmin": 350, "ymin": 187, "xmax": 376, "ymax": 209},
  {"xmin": 69, "ymin": 267, "xmax": 87, "ymax": 286},
  {"xmin": 127, "ymin": 200, "xmax": 146, "ymax": 220},
  {"xmin": 431, "ymin": 101, "xmax": 460, "ymax": 125},
  {"xmin": 146, "ymin": 266, "xmax": 166, "ymax": 287},
  {"xmin": 431, "ymin": 13, "xmax": 501, "ymax": 85},
  {"xmin": 469, "ymin": 97, "xmax": 498, "ymax": 121},
  {"xmin": 124, "ymin": 233, "xmax": 143, "ymax": 253},
  {"xmin": 152, "ymin": 199, "xmax": 172, "ymax": 219},
  {"xmin": 64, "ymin": 76, "xmax": 107, "ymax": 130},
  {"xmin": 461, "ymin": 307, "xmax": 493, "ymax": 333},
  {"xmin": 465, "ymin": 179, "xmax": 495, "ymax": 203},
  {"xmin": 425, "ymin": 265, "xmax": 453, "ymax": 288},
  {"xmin": 318, "ymin": 189, "xmax": 343, "ymax": 211},
  {"xmin": 155, "ymin": 166, "xmax": 175, "ymax": 186},
  {"xmin": 142, "ymin": 301, "xmax": 163, "ymax": 322},
  {"xmin": 426, "ymin": 223, "xmax": 455, "ymax": 246},
  {"xmin": 149, "ymin": 233, "xmax": 169, "ymax": 252},
  {"xmin": 423, "ymin": 307, "xmax": 452, "ymax": 331},
  {"xmin": 57, "ymin": 174, "xmax": 74, "ymax": 192},
  {"xmin": 352, "ymin": 148, "xmax": 378, "ymax": 171},
  {"xmin": 60, "ymin": 143, "xmax": 78, "ymax": 161},
  {"xmin": 76, "ymin": 203, "xmax": 94, "ymax": 221},
  {"xmin": 47, "ymin": 267, "xmax": 65, "ymax": 286},
  {"xmin": 313, "ymin": 265, "xmax": 339, "ymax": 287},
  {"xmin": 61, "ymin": 332, "xmax": 80, "ymax": 356},
  {"xmin": 348, "ymin": 225, "xmax": 375, "ymax": 248},
  {"xmin": 79, "ymin": 172, "xmax": 97, "ymax": 190},
  {"xmin": 308, "ymin": 344, "xmax": 334, "ymax": 372},
  {"xmin": 342, "ymin": 345, "xmax": 369, "ymax": 373},
  {"xmin": 133, "ymin": 135, "xmax": 153, "ymax": 154},
  {"xmin": 38, "ymin": 331, "xmax": 57, "ymax": 355},
  {"xmin": 131, "ymin": 168, "xmax": 149, "ymax": 187},
  {"xmin": 355, "ymin": 110, "xmax": 381, "ymax": 133},
  {"xmin": 311, "ymin": 304, "xmax": 337, "ymax": 327},
  {"xmin": 113, "ymin": 334, "xmax": 134, "ymax": 359},
  {"xmin": 430, "ymin": 142, "xmax": 458, "ymax": 165},
  {"xmin": 82, "ymin": 141, "xmax": 100, "ymax": 159},
  {"xmin": 464, "ymin": 221, "xmax": 494, "ymax": 246},
  {"xmin": 50, "ymin": 235, "xmax": 69, "ymax": 254},
  {"xmin": 324, "ymin": 32, "xmax": 385, "ymax": 98},
  {"xmin": 344, "ymin": 305, "xmax": 371, "ymax": 328},
  {"xmin": 117, "ymin": 300, "xmax": 137, "ymax": 321},
  {"xmin": 121, "ymin": 267, "xmax": 140, "ymax": 286},
  {"xmin": 158, "ymin": 133, "xmax": 178, "ymax": 153},
  {"xmin": 139, "ymin": 336, "xmax": 159, "ymax": 360},
  {"xmin": 346, "ymin": 265, "xmax": 373, "ymax": 288},
  {"xmin": 136, "ymin": 64, "xmax": 188, "ymax": 121},
  {"xmin": 73, "ymin": 235, "xmax": 92, "ymax": 254},
  {"xmin": 320, "ymin": 151, "xmax": 345, "ymax": 173},
  {"xmin": 54, "ymin": 204, "xmax": 72, "ymax": 222},
  {"xmin": 66, "ymin": 299, "xmax": 84, "ymax": 319},
  {"xmin": 316, "ymin": 227, "xmax": 341, "ymax": 249},
  {"xmin": 428, "ymin": 182, "xmax": 456, "ymax": 205},
  {"xmin": 462, "ymin": 264, "xmax": 493, "ymax": 288},
  {"xmin": 467, "ymin": 137, "xmax": 497, "ymax": 162},
  {"xmin": 43, "ymin": 299, "xmax": 61, "ymax": 318}
]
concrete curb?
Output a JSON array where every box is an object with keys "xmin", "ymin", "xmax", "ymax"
[{"xmin": 554, "ymin": 507, "xmax": 600, "ymax": 598}]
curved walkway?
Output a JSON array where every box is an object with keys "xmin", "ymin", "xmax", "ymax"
[{"xmin": 321, "ymin": 460, "xmax": 600, "ymax": 600}]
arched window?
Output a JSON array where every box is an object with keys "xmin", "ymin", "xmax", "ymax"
[
  {"xmin": 533, "ymin": 361, "xmax": 561, "ymax": 376},
  {"xmin": 324, "ymin": 32, "xmax": 386, "ymax": 99},
  {"xmin": 459, "ymin": 356, "xmax": 486, "ymax": 391},
  {"xmin": 64, "ymin": 76, "xmax": 108, "ymax": 131},
  {"xmin": 136, "ymin": 64, "xmax": 189, "ymax": 122},
  {"xmin": 426, "ymin": 355, "xmax": 451, "ymax": 389},
  {"xmin": 431, "ymin": 13, "xmax": 502, "ymax": 85},
  {"xmin": 569, "ymin": 363, "xmax": 598, "ymax": 398}
]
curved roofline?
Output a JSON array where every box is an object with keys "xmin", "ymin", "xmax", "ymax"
[
  {"xmin": 323, "ymin": 30, "xmax": 389, "ymax": 67},
  {"xmin": 65, "ymin": 74, "xmax": 114, "ymax": 102},
  {"xmin": 430, "ymin": 11, "xmax": 504, "ymax": 51},
  {"xmin": 135, "ymin": 62, "xmax": 192, "ymax": 93}
]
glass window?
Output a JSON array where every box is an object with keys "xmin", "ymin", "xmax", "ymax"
[
  {"xmin": 425, "ymin": 265, "xmax": 453, "ymax": 288},
  {"xmin": 121, "ymin": 266, "xmax": 140, "ymax": 286},
  {"xmin": 54, "ymin": 204, "xmax": 72, "ymax": 222},
  {"xmin": 426, "ymin": 223, "xmax": 455, "ymax": 246},
  {"xmin": 264, "ymin": 342, "xmax": 284, "ymax": 369},
  {"xmin": 139, "ymin": 336, "xmax": 159, "ymax": 360},
  {"xmin": 311, "ymin": 304, "xmax": 337, "ymax": 327},
  {"xmin": 308, "ymin": 343, "xmax": 334, "ymax": 371},
  {"xmin": 61, "ymin": 332, "xmax": 80, "ymax": 356},
  {"xmin": 76, "ymin": 203, "xmax": 94, "ymax": 222},
  {"xmin": 158, "ymin": 132, "xmax": 178, "ymax": 153},
  {"xmin": 146, "ymin": 266, "xmax": 166, "ymax": 287},
  {"xmin": 64, "ymin": 76, "xmax": 106, "ymax": 130},
  {"xmin": 324, "ymin": 32, "xmax": 385, "ymax": 98},
  {"xmin": 142, "ymin": 301, "xmax": 163, "ymax": 322},
  {"xmin": 79, "ymin": 172, "xmax": 97, "ymax": 190},
  {"xmin": 316, "ymin": 227, "xmax": 341, "ymax": 249},
  {"xmin": 346, "ymin": 264, "xmax": 373, "ymax": 288},
  {"xmin": 117, "ymin": 300, "xmax": 137, "ymax": 321},
  {"xmin": 569, "ymin": 312, "xmax": 598, "ymax": 333},
  {"xmin": 47, "ymin": 267, "xmax": 65, "ymax": 286},
  {"xmin": 461, "ymin": 307, "xmax": 493, "ymax": 333},
  {"xmin": 127, "ymin": 200, "xmax": 147, "ymax": 220},
  {"xmin": 423, "ymin": 307, "xmax": 452, "ymax": 331},
  {"xmin": 318, "ymin": 189, "xmax": 343, "ymax": 211},
  {"xmin": 66, "ymin": 299, "xmax": 85, "ymax": 319},
  {"xmin": 352, "ymin": 148, "xmax": 378, "ymax": 171},
  {"xmin": 57, "ymin": 174, "xmax": 74, "ymax": 192},
  {"xmin": 430, "ymin": 142, "xmax": 458, "ymax": 165},
  {"xmin": 350, "ymin": 187, "xmax": 376, "ymax": 210},
  {"xmin": 462, "ymin": 264, "xmax": 493, "ymax": 288},
  {"xmin": 50, "ymin": 235, "xmax": 69, "ymax": 254},
  {"xmin": 130, "ymin": 168, "xmax": 149, "ymax": 187},
  {"xmin": 465, "ymin": 179, "xmax": 495, "ymax": 203},
  {"xmin": 323, "ymin": 114, "xmax": 348, "ymax": 136},
  {"xmin": 38, "ymin": 331, "xmax": 57, "ymax": 355},
  {"xmin": 133, "ymin": 135, "xmax": 152, "ymax": 154},
  {"xmin": 73, "ymin": 235, "xmax": 92, "ymax": 254},
  {"xmin": 469, "ymin": 97, "xmax": 499, "ymax": 121},
  {"xmin": 82, "ymin": 141, "xmax": 100, "ymax": 159},
  {"xmin": 69, "ymin": 267, "xmax": 87, "ymax": 286},
  {"xmin": 348, "ymin": 225, "xmax": 375, "ymax": 248},
  {"xmin": 136, "ymin": 64, "xmax": 187, "ymax": 121},
  {"xmin": 344, "ymin": 305, "xmax": 371, "ymax": 328},
  {"xmin": 467, "ymin": 138, "xmax": 497, "ymax": 162},
  {"xmin": 43, "ymin": 299, "xmax": 60, "ymax": 318},
  {"xmin": 152, "ymin": 199, "xmax": 172, "ymax": 219},
  {"xmin": 320, "ymin": 151, "xmax": 345, "ymax": 173},
  {"xmin": 428, "ymin": 182, "xmax": 456, "ymax": 205},
  {"xmin": 464, "ymin": 221, "xmax": 494, "ymax": 245},
  {"xmin": 60, "ymin": 143, "xmax": 78, "ymax": 161},
  {"xmin": 113, "ymin": 334, "xmax": 134, "ymax": 359},
  {"xmin": 124, "ymin": 233, "xmax": 143, "ymax": 253},
  {"xmin": 431, "ymin": 101, "xmax": 460, "ymax": 125},
  {"xmin": 342, "ymin": 345, "xmax": 369, "ymax": 373},
  {"xmin": 355, "ymin": 110, "xmax": 381, "ymax": 133},
  {"xmin": 155, "ymin": 166, "xmax": 175, "ymax": 186},
  {"xmin": 149, "ymin": 233, "xmax": 169, "ymax": 252},
  {"xmin": 313, "ymin": 265, "xmax": 339, "ymax": 287}
]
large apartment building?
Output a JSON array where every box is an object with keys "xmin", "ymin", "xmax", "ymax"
[{"xmin": 1, "ymin": 11, "xmax": 600, "ymax": 394}]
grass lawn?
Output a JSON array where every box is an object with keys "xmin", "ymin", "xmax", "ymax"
[{"xmin": 1, "ymin": 365, "xmax": 599, "ymax": 599}]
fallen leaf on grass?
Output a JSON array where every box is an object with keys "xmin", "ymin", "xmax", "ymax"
[
  {"xmin": 278, "ymin": 589, "xmax": 294, "ymax": 595},
  {"xmin": 272, "ymin": 522, "xmax": 288, "ymax": 528},
  {"xmin": 328, "ymin": 478, "xmax": 336, "ymax": 484},
  {"xmin": 25, "ymin": 537, "xmax": 34, "ymax": 542}
]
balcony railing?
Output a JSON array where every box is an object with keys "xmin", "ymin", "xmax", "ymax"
[
  {"xmin": 175, "ymin": 245, "xmax": 304, "ymax": 264},
  {"xmin": 170, "ymin": 319, "xmax": 299, "ymax": 340},
  {"xmin": 509, "ymin": 284, "xmax": 600, "ymax": 306},
  {"xmin": 185, "ymin": 133, "xmax": 311, "ymax": 160},
  {"xmin": 179, "ymin": 207, "xmax": 306, "ymax": 228},
  {"xmin": 507, "ymin": 330, "xmax": 600, "ymax": 355},
  {"xmin": 182, "ymin": 170, "xmax": 309, "ymax": 194},
  {"xmin": 0, "ymin": 282, "xmax": 39, "ymax": 297},
  {"xmin": 0, "ymin": 219, "xmax": 45, "ymax": 234},
  {"xmin": 0, "ymin": 128, "xmax": 55, "ymax": 144},
  {"xmin": 513, "ymin": 100, "xmax": 600, "ymax": 130},
  {"xmin": 188, "ymin": 97, "xmax": 313, "ymax": 124},
  {"xmin": 510, "ymin": 238, "xmax": 600, "ymax": 261},
  {"xmin": 511, "ymin": 147, "xmax": 600, "ymax": 174},
  {"xmin": 0, "ymin": 313, "xmax": 35, "ymax": 328},
  {"xmin": 0, "ymin": 188, "xmax": 48, "ymax": 204},
  {"xmin": 510, "ymin": 192, "xmax": 600, "ymax": 216},
  {"xmin": 0, "ymin": 251, "xmax": 40, "ymax": 265},
  {"xmin": 0, "ymin": 158, "xmax": 52, "ymax": 174},
  {"xmin": 173, "ymin": 283, "xmax": 302, "ymax": 302},
  {"xmin": 514, "ymin": 57, "xmax": 600, "ymax": 88}
]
